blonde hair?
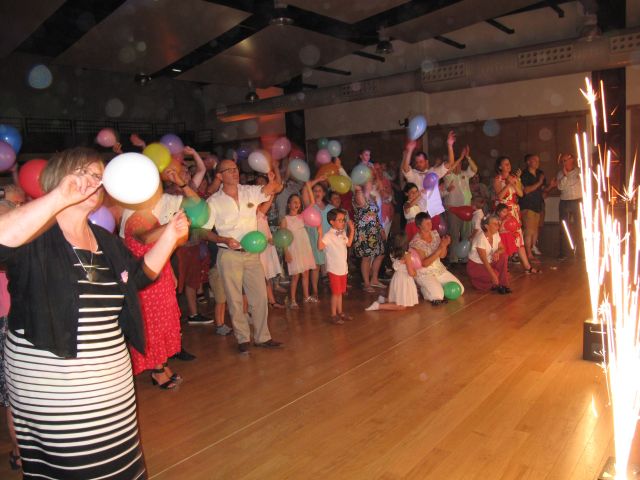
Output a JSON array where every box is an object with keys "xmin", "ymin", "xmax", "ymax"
[{"xmin": 40, "ymin": 147, "xmax": 103, "ymax": 193}]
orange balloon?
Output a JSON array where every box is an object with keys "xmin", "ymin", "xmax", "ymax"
[{"xmin": 315, "ymin": 163, "xmax": 339, "ymax": 179}]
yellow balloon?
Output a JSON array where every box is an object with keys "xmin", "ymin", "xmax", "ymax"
[
  {"xmin": 143, "ymin": 143, "xmax": 171, "ymax": 173},
  {"xmin": 328, "ymin": 175, "xmax": 351, "ymax": 194}
]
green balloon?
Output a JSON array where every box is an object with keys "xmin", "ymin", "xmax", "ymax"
[
  {"xmin": 317, "ymin": 137, "xmax": 329, "ymax": 149},
  {"xmin": 273, "ymin": 228, "xmax": 293, "ymax": 248},
  {"xmin": 443, "ymin": 281, "xmax": 462, "ymax": 300},
  {"xmin": 240, "ymin": 230, "xmax": 267, "ymax": 253},
  {"xmin": 182, "ymin": 198, "xmax": 210, "ymax": 228}
]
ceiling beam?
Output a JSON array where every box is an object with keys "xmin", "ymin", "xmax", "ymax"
[
  {"xmin": 313, "ymin": 66, "xmax": 351, "ymax": 76},
  {"xmin": 352, "ymin": 51, "xmax": 386, "ymax": 63},
  {"xmin": 486, "ymin": 19, "xmax": 515, "ymax": 34},
  {"xmin": 434, "ymin": 35, "xmax": 466, "ymax": 49}
]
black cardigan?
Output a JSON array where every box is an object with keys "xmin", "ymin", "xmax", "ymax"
[{"xmin": 0, "ymin": 222, "xmax": 154, "ymax": 358}]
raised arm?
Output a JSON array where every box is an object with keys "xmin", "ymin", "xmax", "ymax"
[
  {"xmin": 443, "ymin": 130, "xmax": 456, "ymax": 170},
  {"xmin": 302, "ymin": 176, "xmax": 325, "ymax": 207},
  {"xmin": 261, "ymin": 170, "xmax": 283, "ymax": 197},
  {"xmin": 0, "ymin": 173, "xmax": 101, "ymax": 247},
  {"xmin": 183, "ymin": 146, "xmax": 206, "ymax": 189},
  {"xmin": 142, "ymin": 212, "xmax": 189, "ymax": 277},
  {"xmin": 402, "ymin": 141, "xmax": 416, "ymax": 174}
]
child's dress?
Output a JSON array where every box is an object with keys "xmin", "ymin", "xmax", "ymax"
[
  {"xmin": 258, "ymin": 211, "xmax": 282, "ymax": 280},
  {"xmin": 388, "ymin": 258, "xmax": 419, "ymax": 307},
  {"xmin": 285, "ymin": 214, "xmax": 316, "ymax": 275}
]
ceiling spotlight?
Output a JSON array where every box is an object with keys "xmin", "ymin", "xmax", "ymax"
[
  {"xmin": 269, "ymin": 1, "xmax": 294, "ymax": 26},
  {"xmin": 134, "ymin": 73, "xmax": 152, "ymax": 86},
  {"xmin": 245, "ymin": 80, "xmax": 259, "ymax": 103},
  {"xmin": 376, "ymin": 28, "xmax": 393, "ymax": 55}
]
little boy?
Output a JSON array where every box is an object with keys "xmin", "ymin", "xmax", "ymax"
[{"xmin": 317, "ymin": 208, "xmax": 355, "ymax": 325}]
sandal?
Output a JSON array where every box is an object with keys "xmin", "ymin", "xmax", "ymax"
[
  {"xmin": 362, "ymin": 286, "xmax": 375, "ymax": 293},
  {"xmin": 289, "ymin": 301, "xmax": 299, "ymax": 309},
  {"xmin": 162, "ymin": 362, "xmax": 182, "ymax": 383},
  {"xmin": 339, "ymin": 313, "xmax": 353, "ymax": 321},
  {"xmin": 327, "ymin": 315, "xmax": 345, "ymax": 325},
  {"xmin": 370, "ymin": 283, "xmax": 386, "ymax": 289},
  {"xmin": 269, "ymin": 301, "xmax": 286, "ymax": 309},
  {"xmin": 524, "ymin": 267, "xmax": 541, "ymax": 274},
  {"xmin": 150, "ymin": 368, "xmax": 177, "ymax": 390}
]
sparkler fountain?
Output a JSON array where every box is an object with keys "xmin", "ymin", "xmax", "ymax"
[{"xmin": 576, "ymin": 77, "xmax": 639, "ymax": 480}]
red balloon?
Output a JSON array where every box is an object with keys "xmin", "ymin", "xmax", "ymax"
[
  {"xmin": 503, "ymin": 215, "xmax": 519, "ymax": 233},
  {"xmin": 289, "ymin": 148, "xmax": 305, "ymax": 160},
  {"xmin": 19, "ymin": 158, "xmax": 47, "ymax": 198},
  {"xmin": 449, "ymin": 205, "xmax": 474, "ymax": 222}
]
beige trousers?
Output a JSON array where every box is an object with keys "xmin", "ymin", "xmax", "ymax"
[{"xmin": 217, "ymin": 249, "xmax": 271, "ymax": 344}]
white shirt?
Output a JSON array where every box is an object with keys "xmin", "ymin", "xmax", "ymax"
[
  {"xmin": 556, "ymin": 168, "xmax": 582, "ymax": 201},
  {"xmin": 403, "ymin": 163, "xmax": 448, "ymax": 217},
  {"xmin": 204, "ymin": 185, "xmax": 270, "ymax": 245},
  {"xmin": 119, "ymin": 193, "xmax": 182, "ymax": 238},
  {"xmin": 468, "ymin": 231, "xmax": 501, "ymax": 264},
  {"xmin": 443, "ymin": 167, "xmax": 475, "ymax": 207},
  {"xmin": 322, "ymin": 228, "xmax": 349, "ymax": 275},
  {"xmin": 471, "ymin": 209, "xmax": 484, "ymax": 233},
  {"xmin": 404, "ymin": 196, "xmax": 428, "ymax": 221}
]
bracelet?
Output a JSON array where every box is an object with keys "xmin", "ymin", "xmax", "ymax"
[{"xmin": 178, "ymin": 183, "xmax": 187, "ymax": 188}]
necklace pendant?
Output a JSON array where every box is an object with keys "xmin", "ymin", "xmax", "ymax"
[{"xmin": 86, "ymin": 269, "xmax": 97, "ymax": 282}]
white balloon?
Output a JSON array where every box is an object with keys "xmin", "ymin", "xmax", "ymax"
[
  {"xmin": 248, "ymin": 150, "xmax": 271, "ymax": 174},
  {"xmin": 103, "ymin": 153, "xmax": 160, "ymax": 204}
]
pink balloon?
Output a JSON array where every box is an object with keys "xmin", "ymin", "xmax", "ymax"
[
  {"xmin": 0, "ymin": 140, "xmax": 16, "ymax": 171},
  {"xmin": 96, "ymin": 128, "xmax": 117, "ymax": 148},
  {"xmin": 89, "ymin": 206, "xmax": 116, "ymax": 233},
  {"xmin": 315, "ymin": 149, "xmax": 331, "ymax": 165},
  {"xmin": 271, "ymin": 137, "xmax": 291, "ymax": 160},
  {"xmin": 302, "ymin": 205, "xmax": 321, "ymax": 227},
  {"xmin": 409, "ymin": 248, "xmax": 422, "ymax": 270}
]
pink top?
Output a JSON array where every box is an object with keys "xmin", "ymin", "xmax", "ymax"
[{"xmin": 0, "ymin": 271, "xmax": 10, "ymax": 317}]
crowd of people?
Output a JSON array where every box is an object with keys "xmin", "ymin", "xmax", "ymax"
[{"xmin": 0, "ymin": 132, "xmax": 583, "ymax": 478}]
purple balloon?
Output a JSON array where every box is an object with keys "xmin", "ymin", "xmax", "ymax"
[
  {"xmin": 89, "ymin": 206, "xmax": 116, "ymax": 233},
  {"xmin": 0, "ymin": 140, "xmax": 16, "ymax": 172},
  {"xmin": 237, "ymin": 145, "xmax": 251, "ymax": 160},
  {"xmin": 160, "ymin": 134, "xmax": 184, "ymax": 155},
  {"xmin": 423, "ymin": 172, "xmax": 438, "ymax": 190},
  {"xmin": 436, "ymin": 219, "xmax": 448, "ymax": 237}
]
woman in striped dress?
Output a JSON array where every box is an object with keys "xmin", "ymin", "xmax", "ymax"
[{"xmin": 0, "ymin": 147, "xmax": 188, "ymax": 479}]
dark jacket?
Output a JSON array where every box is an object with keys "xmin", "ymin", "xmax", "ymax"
[{"xmin": 0, "ymin": 222, "xmax": 154, "ymax": 358}]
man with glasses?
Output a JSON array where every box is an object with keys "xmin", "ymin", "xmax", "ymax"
[
  {"xmin": 203, "ymin": 159, "xmax": 283, "ymax": 354},
  {"xmin": 556, "ymin": 153, "xmax": 583, "ymax": 259}
]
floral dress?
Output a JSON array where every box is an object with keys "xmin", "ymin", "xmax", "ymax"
[
  {"xmin": 353, "ymin": 199, "xmax": 385, "ymax": 258},
  {"xmin": 493, "ymin": 174, "xmax": 524, "ymax": 254}
]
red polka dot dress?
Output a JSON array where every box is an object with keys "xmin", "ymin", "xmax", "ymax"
[{"xmin": 124, "ymin": 213, "xmax": 181, "ymax": 375}]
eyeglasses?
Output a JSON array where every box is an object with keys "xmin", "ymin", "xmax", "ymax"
[
  {"xmin": 219, "ymin": 167, "xmax": 238, "ymax": 174},
  {"xmin": 76, "ymin": 168, "xmax": 103, "ymax": 182}
]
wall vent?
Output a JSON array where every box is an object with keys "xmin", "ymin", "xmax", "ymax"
[
  {"xmin": 421, "ymin": 63, "xmax": 466, "ymax": 83},
  {"xmin": 517, "ymin": 45, "xmax": 573, "ymax": 68},
  {"xmin": 609, "ymin": 32, "xmax": 640, "ymax": 53}
]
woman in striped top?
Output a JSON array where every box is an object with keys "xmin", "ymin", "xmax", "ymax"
[{"xmin": 0, "ymin": 147, "xmax": 188, "ymax": 479}]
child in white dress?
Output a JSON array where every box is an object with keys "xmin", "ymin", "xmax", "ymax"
[
  {"xmin": 257, "ymin": 196, "xmax": 284, "ymax": 309},
  {"xmin": 365, "ymin": 232, "xmax": 419, "ymax": 311},
  {"xmin": 280, "ymin": 194, "xmax": 316, "ymax": 308}
]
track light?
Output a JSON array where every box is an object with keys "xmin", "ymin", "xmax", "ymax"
[
  {"xmin": 269, "ymin": 1, "xmax": 294, "ymax": 26},
  {"xmin": 245, "ymin": 80, "xmax": 259, "ymax": 103},
  {"xmin": 376, "ymin": 28, "xmax": 393, "ymax": 55}
]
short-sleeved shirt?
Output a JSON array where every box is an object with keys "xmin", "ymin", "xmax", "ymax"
[
  {"xmin": 519, "ymin": 169, "xmax": 545, "ymax": 212},
  {"xmin": 557, "ymin": 168, "xmax": 582, "ymax": 200},
  {"xmin": 471, "ymin": 209, "xmax": 484, "ymax": 233},
  {"xmin": 468, "ymin": 232, "xmax": 501, "ymax": 264},
  {"xmin": 204, "ymin": 185, "xmax": 270, "ymax": 246},
  {"xmin": 409, "ymin": 231, "xmax": 447, "ymax": 276},
  {"xmin": 322, "ymin": 229, "xmax": 349, "ymax": 275},
  {"xmin": 403, "ymin": 164, "xmax": 448, "ymax": 217},
  {"xmin": 443, "ymin": 167, "xmax": 475, "ymax": 207}
]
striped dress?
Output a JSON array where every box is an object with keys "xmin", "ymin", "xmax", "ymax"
[{"xmin": 4, "ymin": 248, "xmax": 147, "ymax": 479}]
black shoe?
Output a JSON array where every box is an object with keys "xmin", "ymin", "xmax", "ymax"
[
  {"xmin": 254, "ymin": 339, "xmax": 283, "ymax": 348},
  {"xmin": 171, "ymin": 348, "xmax": 196, "ymax": 361},
  {"xmin": 238, "ymin": 342, "xmax": 250, "ymax": 354},
  {"xmin": 430, "ymin": 300, "xmax": 445, "ymax": 306},
  {"xmin": 187, "ymin": 314, "xmax": 213, "ymax": 325}
]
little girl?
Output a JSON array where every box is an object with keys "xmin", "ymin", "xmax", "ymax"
[
  {"xmin": 257, "ymin": 195, "xmax": 285, "ymax": 309},
  {"xmin": 281, "ymin": 194, "xmax": 316, "ymax": 308},
  {"xmin": 403, "ymin": 183, "xmax": 426, "ymax": 241},
  {"xmin": 365, "ymin": 233, "xmax": 419, "ymax": 311}
]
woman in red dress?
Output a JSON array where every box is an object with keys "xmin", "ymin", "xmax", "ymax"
[
  {"xmin": 124, "ymin": 210, "xmax": 183, "ymax": 389},
  {"xmin": 492, "ymin": 156, "xmax": 539, "ymax": 273}
]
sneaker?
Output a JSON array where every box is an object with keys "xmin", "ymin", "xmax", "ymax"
[
  {"xmin": 215, "ymin": 324, "xmax": 232, "ymax": 336},
  {"xmin": 532, "ymin": 245, "xmax": 542, "ymax": 256},
  {"xmin": 171, "ymin": 349, "xmax": 196, "ymax": 361},
  {"xmin": 365, "ymin": 301, "xmax": 380, "ymax": 311},
  {"xmin": 188, "ymin": 314, "xmax": 214, "ymax": 325},
  {"xmin": 377, "ymin": 295, "xmax": 387, "ymax": 304},
  {"xmin": 238, "ymin": 342, "xmax": 250, "ymax": 354}
]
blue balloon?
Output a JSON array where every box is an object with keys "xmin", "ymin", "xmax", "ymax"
[
  {"xmin": 454, "ymin": 239, "xmax": 471, "ymax": 259},
  {"xmin": 288, "ymin": 159, "xmax": 310, "ymax": 182},
  {"xmin": 350, "ymin": 164, "xmax": 372, "ymax": 186},
  {"xmin": 0, "ymin": 124, "xmax": 22, "ymax": 153},
  {"xmin": 407, "ymin": 115, "xmax": 427, "ymax": 141}
]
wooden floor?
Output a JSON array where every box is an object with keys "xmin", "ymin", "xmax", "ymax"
[{"xmin": 0, "ymin": 258, "xmax": 634, "ymax": 479}]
